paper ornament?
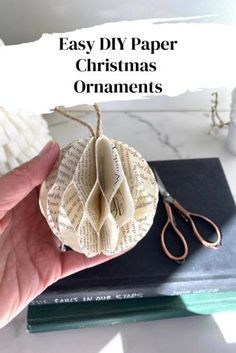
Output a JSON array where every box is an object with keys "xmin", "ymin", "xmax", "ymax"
[
  {"xmin": 39, "ymin": 105, "xmax": 159, "ymax": 257},
  {"xmin": 0, "ymin": 107, "xmax": 51, "ymax": 175}
]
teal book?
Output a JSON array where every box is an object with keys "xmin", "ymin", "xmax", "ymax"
[{"xmin": 27, "ymin": 291, "xmax": 236, "ymax": 333}]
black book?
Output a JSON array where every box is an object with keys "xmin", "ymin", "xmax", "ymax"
[{"xmin": 31, "ymin": 158, "xmax": 236, "ymax": 305}]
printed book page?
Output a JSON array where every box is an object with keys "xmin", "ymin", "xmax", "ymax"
[{"xmin": 39, "ymin": 136, "xmax": 158, "ymax": 257}]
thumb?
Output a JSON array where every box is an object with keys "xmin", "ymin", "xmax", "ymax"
[{"xmin": 0, "ymin": 141, "xmax": 60, "ymax": 219}]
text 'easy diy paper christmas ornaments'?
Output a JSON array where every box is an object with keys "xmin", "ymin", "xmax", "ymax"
[{"xmin": 39, "ymin": 105, "xmax": 159, "ymax": 257}]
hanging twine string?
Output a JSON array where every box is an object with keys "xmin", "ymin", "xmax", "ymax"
[
  {"xmin": 53, "ymin": 106, "xmax": 96, "ymax": 137},
  {"xmin": 52, "ymin": 104, "xmax": 103, "ymax": 139},
  {"xmin": 93, "ymin": 103, "xmax": 103, "ymax": 138}
]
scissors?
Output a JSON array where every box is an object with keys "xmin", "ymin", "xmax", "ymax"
[{"xmin": 152, "ymin": 169, "xmax": 222, "ymax": 263}]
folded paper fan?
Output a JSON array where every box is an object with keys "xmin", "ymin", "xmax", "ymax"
[
  {"xmin": 39, "ymin": 105, "xmax": 159, "ymax": 257},
  {"xmin": 0, "ymin": 39, "xmax": 51, "ymax": 174},
  {"xmin": 0, "ymin": 107, "xmax": 51, "ymax": 175}
]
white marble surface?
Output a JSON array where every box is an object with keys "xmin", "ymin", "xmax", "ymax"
[{"xmin": 1, "ymin": 110, "xmax": 236, "ymax": 353}]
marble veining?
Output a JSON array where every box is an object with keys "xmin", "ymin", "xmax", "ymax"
[{"xmin": 126, "ymin": 112, "xmax": 183, "ymax": 158}]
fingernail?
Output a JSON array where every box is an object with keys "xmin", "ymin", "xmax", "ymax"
[{"xmin": 39, "ymin": 141, "xmax": 58, "ymax": 156}]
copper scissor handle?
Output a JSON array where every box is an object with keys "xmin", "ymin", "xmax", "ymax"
[
  {"xmin": 161, "ymin": 199, "xmax": 222, "ymax": 263},
  {"xmin": 161, "ymin": 200, "xmax": 188, "ymax": 263},
  {"xmin": 173, "ymin": 199, "xmax": 222, "ymax": 249}
]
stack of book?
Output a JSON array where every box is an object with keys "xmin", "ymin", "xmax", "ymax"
[{"xmin": 27, "ymin": 158, "xmax": 236, "ymax": 333}]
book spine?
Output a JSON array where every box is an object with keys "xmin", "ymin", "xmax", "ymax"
[
  {"xmin": 30, "ymin": 277, "xmax": 236, "ymax": 305},
  {"xmin": 27, "ymin": 292, "xmax": 236, "ymax": 333},
  {"xmin": 27, "ymin": 308, "xmax": 193, "ymax": 333}
]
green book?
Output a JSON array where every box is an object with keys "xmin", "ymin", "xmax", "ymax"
[{"xmin": 27, "ymin": 291, "xmax": 236, "ymax": 333}]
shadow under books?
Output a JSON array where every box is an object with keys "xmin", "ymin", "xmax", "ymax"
[{"xmin": 25, "ymin": 314, "xmax": 236, "ymax": 353}]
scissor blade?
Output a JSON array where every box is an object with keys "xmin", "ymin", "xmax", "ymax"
[{"xmin": 152, "ymin": 168, "xmax": 168, "ymax": 196}]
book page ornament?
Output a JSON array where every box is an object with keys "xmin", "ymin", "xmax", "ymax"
[{"xmin": 39, "ymin": 105, "xmax": 159, "ymax": 257}]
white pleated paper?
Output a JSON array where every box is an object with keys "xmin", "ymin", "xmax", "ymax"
[
  {"xmin": 0, "ymin": 38, "xmax": 51, "ymax": 174},
  {"xmin": 0, "ymin": 107, "xmax": 51, "ymax": 175}
]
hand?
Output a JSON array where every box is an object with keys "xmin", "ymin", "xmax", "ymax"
[{"xmin": 0, "ymin": 141, "xmax": 112, "ymax": 328}]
